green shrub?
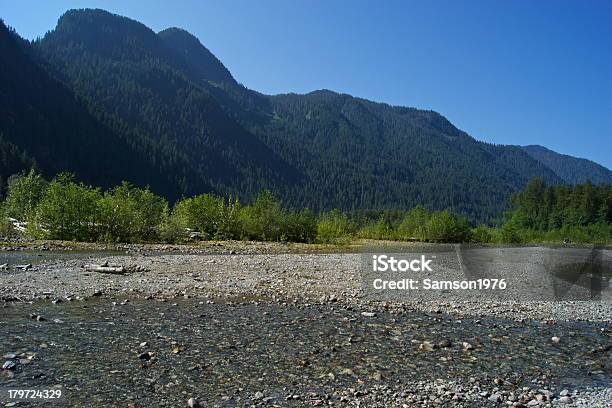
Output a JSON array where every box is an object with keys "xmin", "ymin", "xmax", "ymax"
[
  {"xmin": 159, "ymin": 213, "xmax": 187, "ymax": 243},
  {"xmin": 215, "ymin": 197, "xmax": 242, "ymax": 240},
  {"xmin": 31, "ymin": 174, "xmax": 102, "ymax": 241},
  {"xmin": 239, "ymin": 190, "xmax": 284, "ymax": 241},
  {"xmin": 2, "ymin": 169, "xmax": 47, "ymax": 221},
  {"xmin": 358, "ymin": 217, "xmax": 393, "ymax": 240},
  {"xmin": 171, "ymin": 194, "xmax": 225, "ymax": 239},
  {"xmin": 396, "ymin": 205, "xmax": 429, "ymax": 240},
  {"xmin": 471, "ymin": 225, "xmax": 494, "ymax": 243},
  {"xmin": 98, "ymin": 182, "xmax": 168, "ymax": 242},
  {"xmin": 281, "ymin": 209, "xmax": 317, "ymax": 243},
  {"xmin": 425, "ymin": 210, "xmax": 471, "ymax": 243},
  {"xmin": 0, "ymin": 217, "xmax": 15, "ymax": 237},
  {"xmin": 499, "ymin": 215, "xmax": 523, "ymax": 243},
  {"xmin": 317, "ymin": 210, "xmax": 353, "ymax": 243}
]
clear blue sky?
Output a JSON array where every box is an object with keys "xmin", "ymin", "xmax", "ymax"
[{"xmin": 3, "ymin": 0, "xmax": 611, "ymax": 168}]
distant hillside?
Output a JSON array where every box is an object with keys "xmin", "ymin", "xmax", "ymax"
[
  {"xmin": 522, "ymin": 145, "xmax": 612, "ymax": 184},
  {"xmin": 3, "ymin": 9, "xmax": 608, "ymax": 222}
]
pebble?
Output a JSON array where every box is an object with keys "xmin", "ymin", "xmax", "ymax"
[
  {"xmin": 138, "ymin": 351, "xmax": 152, "ymax": 360},
  {"xmin": 187, "ymin": 397, "xmax": 199, "ymax": 407},
  {"xmin": 488, "ymin": 393, "xmax": 502, "ymax": 402},
  {"xmin": 2, "ymin": 360, "xmax": 16, "ymax": 370},
  {"xmin": 438, "ymin": 339, "xmax": 452, "ymax": 348},
  {"xmin": 419, "ymin": 341, "xmax": 434, "ymax": 352}
]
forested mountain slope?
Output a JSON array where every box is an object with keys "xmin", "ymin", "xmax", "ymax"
[
  {"xmin": 0, "ymin": 20, "xmax": 178, "ymax": 198},
  {"xmin": 34, "ymin": 9, "xmax": 301, "ymax": 200},
  {"xmin": 522, "ymin": 145, "xmax": 612, "ymax": 184},
  {"xmin": 3, "ymin": 8, "xmax": 607, "ymax": 222},
  {"xmin": 253, "ymin": 91, "xmax": 562, "ymax": 219}
]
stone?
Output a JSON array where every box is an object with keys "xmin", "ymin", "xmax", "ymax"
[
  {"xmin": 551, "ymin": 336, "xmax": 560, "ymax": 343},
  {"xmin": 538, "ymin": 389, "xmax": 552, "ymax": 399},
  {"xmin": 419, "ymin": 341, "xmax": 435, "ymax": 352},
  {"xmin": 187, "ymin": 397, "xmax": 199, "ymax": 407},
  {"xmin": 437, "ymin": 339, "xmax": 452, "ymax": 348},
  {"xmin": 2, "ymin": 360, "xmax": 16, "ymax": 370},
  {"xmin": 138, "ymin": 351, "xmax": 152, "ymax": 360},
  {"xmin": 488, "ymin": 393, "xmax": 502, "ymax": 402}
]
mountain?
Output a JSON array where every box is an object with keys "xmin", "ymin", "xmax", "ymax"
[
  {"xmin": 252, "ymin": 91, "xmax": 564, "ymax": 220},
  {"xmin": 522, "ymin": 145, "xmax": 612, "ymax": 185},
  {"xmin": 2, "ymin": 8, "xmax": 606, "ymax": 222},
  {"xmin": 0, "ymin": 19, "xmax": 182, "ymax": 198},
  {"xmin": 32, "ymin": 9, "xmax": 300, "ymax": 200}
]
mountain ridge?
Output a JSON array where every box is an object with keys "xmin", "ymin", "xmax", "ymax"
[{"xmin": 522, "ymin": 145, "xmax": 612, "ymax": 184}]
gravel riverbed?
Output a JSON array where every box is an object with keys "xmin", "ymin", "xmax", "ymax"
[{"xmin": 0, "ymin": 243, "xmax": 610, "ymax": 407}]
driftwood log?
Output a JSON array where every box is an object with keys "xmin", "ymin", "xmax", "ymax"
[{"xmin": 84, "ymin": 263, "xmax": 125, "ymax": 274}]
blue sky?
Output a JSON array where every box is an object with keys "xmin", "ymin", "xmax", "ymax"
[{"xmin": 3, "ymin": 0, "xmax": 611, "ymax": 168}]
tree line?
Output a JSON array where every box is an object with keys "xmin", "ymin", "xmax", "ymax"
[{"xmin": 1, "ymin": 171, "xmax": 610, "ymax": 244}]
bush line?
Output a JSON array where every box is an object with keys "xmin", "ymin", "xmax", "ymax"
[{"xmin": 1, "ymin": 171, "xmax": 610, "ymax": 244}]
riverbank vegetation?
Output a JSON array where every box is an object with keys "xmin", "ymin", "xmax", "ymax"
[{"xmin": 1, "ymin": 171, "xmax": 610, "ymax": 244}]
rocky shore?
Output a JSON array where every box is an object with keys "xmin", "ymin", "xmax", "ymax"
[{"xmin": 0, "ymin": 242, "xmax": 610, "ymax": 407}]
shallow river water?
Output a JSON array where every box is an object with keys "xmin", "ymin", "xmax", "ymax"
[{"xmin": 0, "ymin": 298, "xmax": 610, "ymax": 407}]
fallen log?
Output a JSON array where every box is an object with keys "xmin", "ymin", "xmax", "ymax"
[{"xmin": 84, "ymin": 264, "xmax": 125, "ymax": 274}]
